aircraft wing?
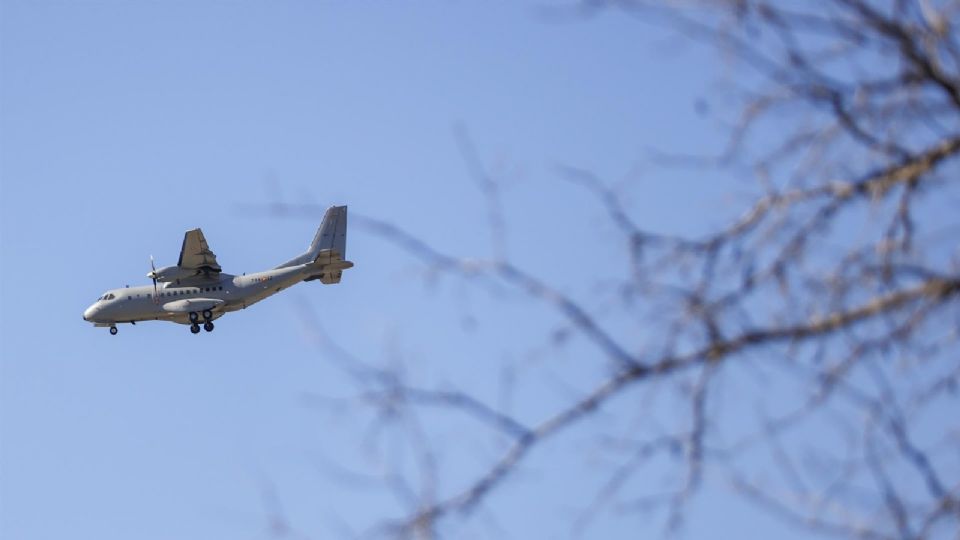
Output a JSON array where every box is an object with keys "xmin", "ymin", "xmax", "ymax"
[{"xmin": 178, "ymin": 228, "xmax": 222, "ymax": 274}]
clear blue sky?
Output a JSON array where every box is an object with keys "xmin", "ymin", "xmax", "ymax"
[{"xmin": 2, "ymin": 2, "xmax": 815, "ymax": 539}]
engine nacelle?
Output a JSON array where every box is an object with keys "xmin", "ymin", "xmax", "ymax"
[{"xmin": 147, "ymin": 265, "xmax": 196, "ymax": 283}]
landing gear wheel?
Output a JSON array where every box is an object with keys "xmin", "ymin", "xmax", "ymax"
[
  {"xmin": 203, "ymin": 321, "xmax": 214, "ymax": 332},
  {"xmin": 109, "ymin": 326, "xmax": 118, "ymax": 335},
  {"xmin": 189, "ymin": 311, "xmax": 199, "ymax": 323},
  {"xmin": 202, "ymin": 309, "xmax": 213, "ymax": 321},
  {"xmin": 190, "ymin": 324, "xmax": 200, "ymax": 334}
]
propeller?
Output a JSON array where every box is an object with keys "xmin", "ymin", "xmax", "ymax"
[{"xmin": 149, "ymin": 255, "xmax": 159, "ymax": 302}]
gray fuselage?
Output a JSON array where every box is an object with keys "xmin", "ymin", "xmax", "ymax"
[{"xmin": 82, "ymin": 263, "xmax": 314, "ymax": 326}]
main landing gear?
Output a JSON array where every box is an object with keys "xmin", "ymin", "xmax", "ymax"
[{"xmin": 188, "ymin": 310, "xmax": 215, "ymax": 334}]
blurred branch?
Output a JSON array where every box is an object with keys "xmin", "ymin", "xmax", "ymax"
[{"xmin": 252, "ymin": 1, "xmax": 960, "ymax": 536}]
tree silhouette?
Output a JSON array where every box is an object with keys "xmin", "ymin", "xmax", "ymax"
[{"xmin": 266, "ymin": 1, "xmax": 960, "ymax": 538}]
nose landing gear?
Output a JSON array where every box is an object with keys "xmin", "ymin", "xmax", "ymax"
[{"xmin": 109, "ymin": 326, "xmax": 118, "ymax": 335}]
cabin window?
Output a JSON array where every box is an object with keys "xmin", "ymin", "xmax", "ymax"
[{"xmin": 128, "ymin": 296, "xmax": 132, "ymax": 300}]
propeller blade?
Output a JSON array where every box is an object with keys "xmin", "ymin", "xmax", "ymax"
[{"xmin": 150, "ymin": 255, "xmax": 159, "ymax": 302}]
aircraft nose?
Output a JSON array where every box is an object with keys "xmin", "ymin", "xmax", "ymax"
[{"xmin": 83, "ymin": 305, "xmax": 95, "ymax": 322}]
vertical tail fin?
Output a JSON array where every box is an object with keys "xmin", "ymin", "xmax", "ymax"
[
  {"xmin": 275, "ymin": 205, "xmax": 349, "ymax": 270},
  {"xmin": 311, "ymin": 205, "xmax": 347, "ymax": 260}
]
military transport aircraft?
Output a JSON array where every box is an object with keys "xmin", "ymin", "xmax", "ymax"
[{"xmin": 83, "ymin": 205, "xmax": 352, "ymax": 335}]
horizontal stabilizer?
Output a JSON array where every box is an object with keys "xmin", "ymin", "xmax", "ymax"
[
  {"xmin": 313, "ymin": 248, "xmax": 353, "ymax": 267},
  {"xmin": 305, "ymin": 248, "xmax": 354, "ymax": 284}
]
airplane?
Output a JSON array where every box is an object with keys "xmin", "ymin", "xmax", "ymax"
[{"xmin": 82, "ymin": 205, "xmax": 353, "ymax": 335}]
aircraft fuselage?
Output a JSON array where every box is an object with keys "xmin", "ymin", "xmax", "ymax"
[{"xmin": 83, "ymin": 264, "xmax": 314, "ymax": 327}]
